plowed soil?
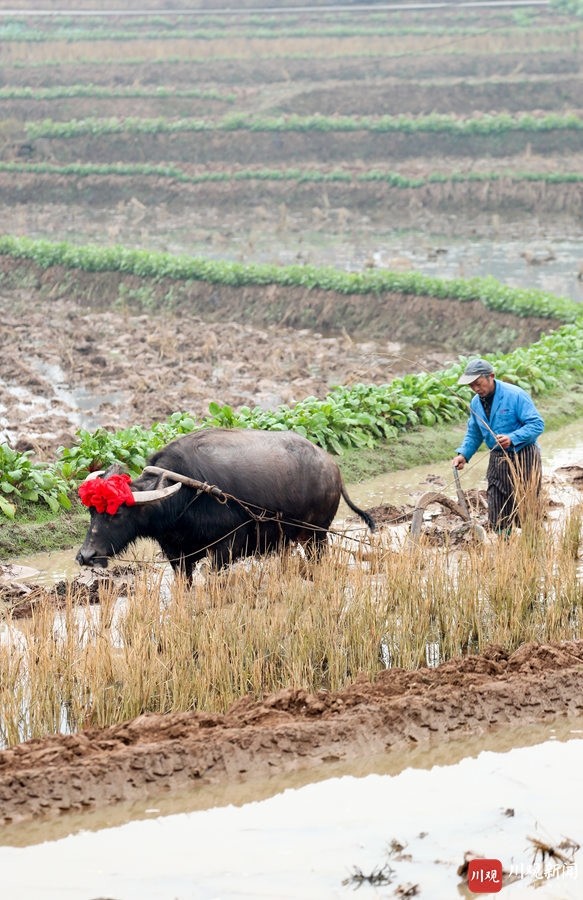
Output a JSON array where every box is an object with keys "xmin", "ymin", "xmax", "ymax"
[
  {"xmin": 0, "ymin": 258, "xmax": 560, "ymax": 458},
  {"xmin": 1, "ymin": 640, "xmax": 583, "ymax": 830}
]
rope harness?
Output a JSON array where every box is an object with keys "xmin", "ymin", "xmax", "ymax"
[{"xmin": 132, "ymin": 464, "xmax": 376, "ymax": 568}]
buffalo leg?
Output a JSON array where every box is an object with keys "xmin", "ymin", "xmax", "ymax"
[{"xmin": 302, "ymin": 528, "xmax": 329, "ymax": 562}]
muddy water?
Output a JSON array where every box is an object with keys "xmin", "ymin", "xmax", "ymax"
[
  {"xmin": 133, "ymin": 229, "xmax": 583, "ymax": 307},
  {"xmin": 0, "ymin": 719, "xmax": 582, "ymax": 898},
  {"xmin": 17, "ymin": 198, "xmax": 583, "ymax": 303},
  {"xmin": 274, "ymin": 233, "xmax": 583, "ymax": 306},
  {"xmin": 362, "ymin": 234, "xmax": 583, "ymax": 305}
]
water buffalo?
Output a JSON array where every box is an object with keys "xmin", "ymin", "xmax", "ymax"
[{"xmin": 76, "ymin": 428, "xmax": 375, "ymax": 579}]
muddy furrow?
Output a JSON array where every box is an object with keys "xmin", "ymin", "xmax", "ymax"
[{"xmin": 1, "ymin": 641, "xmax": 582, "ymax": 828}]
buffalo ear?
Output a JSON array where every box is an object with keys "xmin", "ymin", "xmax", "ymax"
[
  {"xmin": 132, "ymin": 482, "xmax": 182, "ymax": 504},
  {"xmin": 104, "ymin": 462, "xmax": 128, "ymax": 477},
  {"xmin": 80, "ymin": 462, "xmax": 127, "ymax": 483}
]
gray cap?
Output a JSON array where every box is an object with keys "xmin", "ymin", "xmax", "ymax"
[{"xmin": 457, "ymin": 358, "xmax": 495, "ymax": 385}]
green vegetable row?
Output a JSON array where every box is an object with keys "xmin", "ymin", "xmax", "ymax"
[
  {"xmin": 26, "ymin": 112, "xmax": 583, "ymax": 141},
  {"xmin": 0, "ymin": 22, "xmax": 575, "ymax": 44},
  {"xmin": 0, "ymin": 85, "xmax": 234, "ymax": 102},
  {"xmin": 2, "ymin": 161, "xmax": 582, "ymax": 189},
  {"xmin": 1, "ymin": 236, "xmax": 579, "ymax": 323}
]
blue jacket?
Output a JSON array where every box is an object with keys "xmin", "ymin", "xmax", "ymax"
[{"xmin": 456, "ymin": 379, "xmax": 544, "ymax": 462}]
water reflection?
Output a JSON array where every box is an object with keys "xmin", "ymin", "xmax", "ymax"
[
  {"xmin": 0, "ymin": 358, "xmax": 131, "ymax": 446},
  {"xmin": 29, "ymin": 359, "xmax": 131, "ymax": 432},
  {"xmin": 2, "ymin": 716, "xmax": 581, "ymax": 850},
  {"xmin": 0, "ymin": 724, "xmax": 582, "ymax": 899},
  {"xmin": 185, "ymin": 226, "xmax": 583, "ymax": 305}
]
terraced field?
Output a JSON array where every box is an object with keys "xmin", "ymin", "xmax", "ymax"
[{"xmin": 0, "ymin": 3, "xmax": 582, "ymax": 261}]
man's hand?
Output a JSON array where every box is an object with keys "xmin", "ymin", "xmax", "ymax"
[
  {"xmin": 452, "ymin": 454, "xmax": 466, "ymax": 470},
  {"xmin": 496, "ymin": 434, "xmax": 512, "ymax": 450}
]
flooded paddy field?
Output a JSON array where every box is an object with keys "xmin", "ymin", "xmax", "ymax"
[
  {"xmin": 1, "ymin": 640, "xmax": 583, "ymax": 898},
  {"xmin": 1, "ymin": 720, "xmax": 583, "ymax": 899}
]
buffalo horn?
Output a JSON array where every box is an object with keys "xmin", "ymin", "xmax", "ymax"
[
  {"xmin": 82, "ymin": 469, "xmax": 106, "ymax": 481},
  {"xmin": 142, "ymin": 465, "xmax": 227, "ymax": 501},
  {"xmin": 132, "ymin": 481, "xmax": 182, "ymax": 504}
]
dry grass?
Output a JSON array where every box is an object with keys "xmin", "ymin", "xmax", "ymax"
[
  {"xmin": 0, "ymin": 505, "xmax": 581, "ymax": 747},
  {"xmin": 2, "ymin": 30, "xmax": 580, "ymax": 66}
]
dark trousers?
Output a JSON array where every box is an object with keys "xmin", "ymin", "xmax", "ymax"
[{"xmin": 486, "ymin": 444, "xmax": 542, "ymax": 532}]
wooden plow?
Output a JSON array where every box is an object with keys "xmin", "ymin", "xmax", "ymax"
[{"xmin": 410, "ymin": 467, "xmax": 486, "ymax": 543}]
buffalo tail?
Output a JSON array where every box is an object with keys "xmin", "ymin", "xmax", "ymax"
[{"xmin": 341, "ymin": 485, "xmax": 376, "ymax": 532}]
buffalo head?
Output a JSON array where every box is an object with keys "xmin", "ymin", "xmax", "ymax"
[{"xmin": 75, "ymin": 470, "xmax": 181, "ymax": 568}]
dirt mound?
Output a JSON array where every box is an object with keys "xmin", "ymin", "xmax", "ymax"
[{"xmin": 1, "ymin": 640, "xmax": 582, "ymax": 830}]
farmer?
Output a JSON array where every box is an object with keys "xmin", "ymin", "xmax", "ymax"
[{"xmin": 452, "ymin": 358, "xmax": 544, "ymax": 534}]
